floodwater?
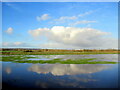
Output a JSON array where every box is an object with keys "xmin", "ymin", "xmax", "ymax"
[
  {"xmin": 2, "ymin": 54, "xmax": 118, "ymax": 62},
  {"xmin": 1, "ymin": 54, "xmax": 119, "ymax": 88}
]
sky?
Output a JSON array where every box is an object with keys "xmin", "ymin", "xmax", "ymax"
[
  {"xmin": 2, "ymin": 0, "xmax": 120, "ymax": 2},
  {"xmin": 2, "ymin": 2, "xmax": 118, "ymax": 49}
]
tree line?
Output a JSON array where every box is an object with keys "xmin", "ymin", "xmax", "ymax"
[{"xmin": 1, "ymin": 48, "xmax": 119, "ymax": 52}]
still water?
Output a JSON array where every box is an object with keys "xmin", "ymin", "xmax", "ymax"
[
  {"xmin": 2, "ymin": 54, "xmax": 118, "ymax": 88},
  {"xmin": 2, "ymin": 54, "xmax": 118, "ymax": 62}
]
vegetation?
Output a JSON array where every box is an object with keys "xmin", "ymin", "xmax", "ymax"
[
  {"xmin": 1, "ymin": 48, "xmax": 118, "ymax": 64},
  {"xmin": 1, "ymin": 48, "xmax": 119, "ymax": 55},
  {"xmin": 1, "ymin": 55, "xmax": 118, "ymax": 64}
]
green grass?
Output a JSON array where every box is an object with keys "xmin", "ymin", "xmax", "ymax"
[
  {"xmin": 11, "ymin": 58, "xmax": 118, "ymax": 64},
  {"xmin": 1, "ymin": 55, "xmax": 39, "ymax": 62},
  {"xmin": 1, "ymin": 56, "xmax": 118, "ymax": 64}
]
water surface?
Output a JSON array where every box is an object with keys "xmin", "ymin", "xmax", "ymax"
[
  {"xmin": 2, "ymin": 54, "xmax": 118, "ymax": 88},
  {"xmin": 2, "ymin": 63, "xmax": 118, "ymax": 88}
]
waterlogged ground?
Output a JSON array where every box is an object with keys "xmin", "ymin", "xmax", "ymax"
[
  {"xmin": 1, "ymin": 54, "xmax": 118, "ymax": 64},
  {"xmin": 1, "ymin": 54, "xmax": 119, "ymax": 88}
]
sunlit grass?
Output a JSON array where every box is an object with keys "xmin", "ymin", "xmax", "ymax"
[{"xmin": 1, "ymin": 56, "xmax": 117, "ymax": 64}]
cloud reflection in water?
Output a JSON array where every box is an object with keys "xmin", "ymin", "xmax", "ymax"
[{"xmin": 28, "ymin": 64, "xmax": 112, "ymax": 76}]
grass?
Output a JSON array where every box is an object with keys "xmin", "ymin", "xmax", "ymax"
[
  {"xmin": 1, "ymin": 55, "xmax": 39, "ymax": 62},
  {"xmin": 1, "ymin": 51, "xmax": 119, "ymax": 55},
  {"xmin": 1, "ymin": 55, "xmax": 118, "ymax": 64},
  {"xmin": 1, "ymin": 48, "xmax": 119, "ymax": 55}
]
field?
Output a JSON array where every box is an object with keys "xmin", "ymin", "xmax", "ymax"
[
  {"xmin": 2, "ymin": 49, "xmax": 118, "ymax": 88},
  {"xmin": 1, "ymin": 48, "xmax": 119, "ymax": 64},
  {"xmin": 1, "ymin": 48, "xmax": 119, "ymax": 55}
]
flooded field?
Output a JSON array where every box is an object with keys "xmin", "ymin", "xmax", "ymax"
[
  {"xmin": 1, "ymin": 54, "xmax": 118, "ymax": 64},
  {"xmin": 1, "ymin": 54, "xmax": 119, "ymax": 88},
  {"xmin": 2, "ymin": 54, "xmax": 118, "ymax": 61}
]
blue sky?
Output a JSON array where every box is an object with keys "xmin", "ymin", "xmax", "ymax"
[
  {"xmin": 2, "ymin": 2, "xmax": 118, "ymax": 49},
  {"xmin": 2, "ymin": 0, "xmax": 119, "ymax": 2}
]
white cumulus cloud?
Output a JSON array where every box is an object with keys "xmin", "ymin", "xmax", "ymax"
[
  {"xmin": 28, "ymin": 26, "xmax": 118, "ymax": 49},
  {"xmin": 28, "ymin": 28, "xmax": 49, "ymax": 37},
  {"xmin": 5, "ymin": 27, "xmax": 13, "ymax": 34},
  {"xmin": 36, "ymin": 14, "xmax": 51, "ymax": 21}
]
